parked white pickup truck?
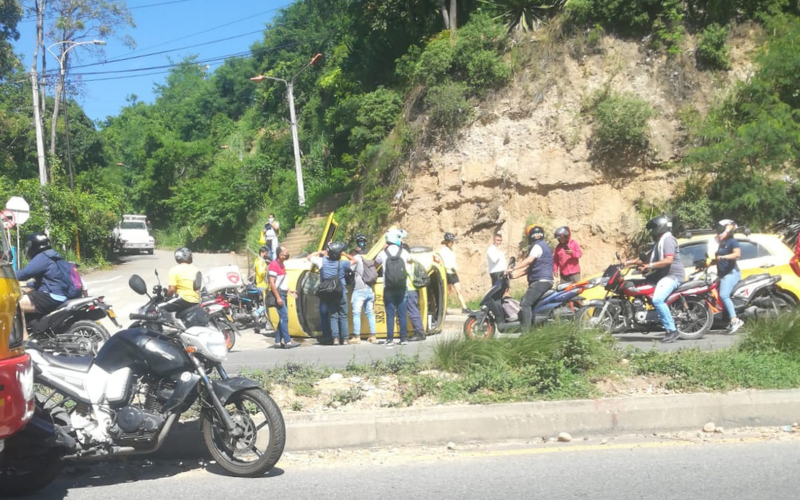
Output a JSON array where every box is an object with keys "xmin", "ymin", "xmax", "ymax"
[{"xmin": 112, "ymin": 214, "xmax": 154, "ymax": 255}]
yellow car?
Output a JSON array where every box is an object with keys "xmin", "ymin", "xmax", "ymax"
[
  {"xmin": 268, "ymin": 214, "xmax": 449, "ymax": 339},
  {"xmin": 581, "ymin": 230, "xmax": 800, "ymax": 302}
]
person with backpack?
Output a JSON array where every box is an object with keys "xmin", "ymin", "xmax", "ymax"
[
  {"xmin": 402, "ymin": 243, "xmax": 427, "ymax": 342},
  {"xmin": 351, "ymin": 235, "xmax": 378, "ymax": 344},
  {"xmin": 376, "ymin": 229, "xmax": 411, "ymax": 348},
  {"xmin": 308, "ymin": 242, "xmax": 352, "ymax": 346},
  {"xmin": 17, "ymin": 232, "xmax": 73, "ymax": 316}
]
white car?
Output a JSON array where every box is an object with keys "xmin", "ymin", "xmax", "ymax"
[{"xmin": 112, "ymin": 215, "xmax": 154, "ymax": 255}]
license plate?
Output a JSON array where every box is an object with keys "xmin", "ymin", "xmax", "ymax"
[{"xmin": 107, "ymin": 309, "xmax": 117, "ymax": 319}]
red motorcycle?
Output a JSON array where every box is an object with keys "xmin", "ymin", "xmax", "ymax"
[{"xmin": 578, "ymin": 256, "xmax": 713, "ymax": 339}]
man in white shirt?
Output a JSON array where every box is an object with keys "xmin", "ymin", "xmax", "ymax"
[
  {"xmin": 264, "ymin": 214, "xmax": 280, "ymax": 260},
  {"xmin": 486, "ymin": 233, "xmax": 507, "ymax": 287}
]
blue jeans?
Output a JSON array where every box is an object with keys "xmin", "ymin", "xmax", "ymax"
[
  {"xmin": 652, "ymin": 277, "xmax": 680, "ymax": 332},
  {"xmin": 384, "ymin": 288, "xmax": 408, "ymax": 342},
  {"xmin": 352, "ymin": 288, "xmax": 376, "ymax": 335},
  {"xmin": 328, "ymin": 294, "xmax": 349, "ymax": 341},
  {"xmin": 274, "ymin": 291, "xmax": 290, "ymax": 344},
  {"xmin": 718, "ymin": 269, "xmax": 741, "ymax": 321},
  {"xmin": 406, "ymin": 290, "xmax": 425, "ymax": 334},
  {"xmin": 319, "ymin": 301, "xmax": 332, "ymax": 340}
]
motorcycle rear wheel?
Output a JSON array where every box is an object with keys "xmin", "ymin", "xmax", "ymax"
[
  {"xmin": 761, "ymin": 291, "xmax": 797, "ymax": 319},
  {"xmin": 61, "ymin": 320, "xmax": 111, "ymax": 355},
  {"xmin": 672, "ymin": 299, "xmax": 713, "ymax": 340},
  {"xmin": 463, "ymin": 315, "xmax": 494, "ymax": 340},
  {"xmin": 213, "ymin": 318, "xmax": 237, "ymax": 351},
  {"xmin": 202, "ymin": 388, "xmax": 285, "ymax": 477}
]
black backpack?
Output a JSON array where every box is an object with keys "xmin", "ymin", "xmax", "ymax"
[
  {"xmin": 316, "ymin": 261, "xmax": 343, "ymax": 300},
  {"xmin": 412, "ymin": 261, "xmax": 430, "ymax": 289},
  {"xmin": 383, "ymin": 249, "xmax": 407, "ymax": 290}
]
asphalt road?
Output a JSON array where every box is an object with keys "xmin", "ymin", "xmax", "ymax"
[
  {"xmin": 30, "ymin": 437, "xmax": 800, "ymax": 500},
  {"xmin": 83, "ymin": 250, "xmax": 740, "ymax": 373}
]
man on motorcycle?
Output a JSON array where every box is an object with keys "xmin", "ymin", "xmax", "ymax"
[
  {"xmin": 627, "ymin": 215, "xmax": 685, "ymax": 343},
  {"xmin": 17, "ymin": 232, "xmax": 71, "ymax": 316},
  {"xmin": 164, "ymin": 247, "xmax": 201, "ymax": 312},
  {"xmin": 511, "ymin": 224, "xmax": 554, "ymax": 330}
]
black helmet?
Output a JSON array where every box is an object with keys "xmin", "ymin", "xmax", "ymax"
[
  {"xmin": 25, "ymin": 232, "xmax": 51, "ymax": 259},
  {"xmin": 326, "ymin": 241, "xmax": 347, "ymax": 260},
  {"xmin": 259, "ymin": 246, "xmax": 270, "ymax": 254},
  {"xmin": 526, "ymin": 224, "xmax": 544, "ymax": 243},
  {"xmin": 554, "ymin": 226, "xmax": 570, "ymax": 239},
  {"xmin": 716, "ymin": 219, "xmax": 737, "ymax": 236},
  {"xmin": 443, "ymin": 232, "xmax": 456, "ymax": 243},
  {"xmin": 645, "ymin": 215, "xmax": 672, "ymax": 239},
  {"xmin": 174, "ymin": 247, "xmax": 193, "ymax": 264},
  {"xmin": 355, "ymin": 234, "xmax": 368, "ymax": 248}
]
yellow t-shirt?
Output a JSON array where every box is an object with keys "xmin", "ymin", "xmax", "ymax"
[
  {"xmin": 168, "ymin": 263, "xmax": 201, "ymax": 303},
  {"xmin": 254, "ymin": 257, "xmax": 269, "ymax": 289}
]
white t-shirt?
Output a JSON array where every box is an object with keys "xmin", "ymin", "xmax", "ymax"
[
  {"xmin": 529, "ymin": 244, "xmax": 543, "ymax": 259},
  {"xmin": 438, "ymin": 246, "xmax": 457, "ymax": 274},
  {"xmin": 487, "ymin": 244, "xmax": 507, "ymax": 274}
]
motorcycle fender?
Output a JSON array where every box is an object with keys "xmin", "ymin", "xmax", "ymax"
[
  {"xmin": 163, "ymin": 373, "xmax": 201, "ymax": 413},
  {"xmin": 582, "ymin": 299, "xmax": 606, "ymax": 308},
  {"xmin": 211, "ymin": 377, "xmax": 261, "ymax": 405}
]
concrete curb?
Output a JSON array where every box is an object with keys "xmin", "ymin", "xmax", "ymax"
[{"xmin": 155, "ymin": 389, "xmax": 800, "ymax": 458}]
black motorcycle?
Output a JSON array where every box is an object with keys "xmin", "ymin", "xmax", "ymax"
[
  {"xmin": 6, "ymin": 273, "xmax": 285, "ymax": 487},
  {"xmin": 27, "ymin": 294, "xmax": 118, "ymax": 355}
]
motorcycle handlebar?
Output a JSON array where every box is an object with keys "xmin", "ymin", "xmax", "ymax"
[{"xmin": 129, "ymin": 312, "xmax": 161, "ymax": 322}]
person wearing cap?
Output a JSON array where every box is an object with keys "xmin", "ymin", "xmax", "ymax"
[
  {"xmin": 439, "ymin": 232, "xmax": 470, "ymax": 314},
  {"xmin": 553, "ymin": 226, "xmax": 583, "ymax": 283},
  {"xmin": 308, "ymin": 242, "xmax": 353, "ymax": 346}
]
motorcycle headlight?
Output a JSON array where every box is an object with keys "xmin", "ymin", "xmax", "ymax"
[{"xmin": 205, "ymin": 330, "xmax": 228, "ymax": 361}]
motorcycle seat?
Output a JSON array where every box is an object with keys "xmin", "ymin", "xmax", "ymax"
[
  {"xmin": 41, "ymin": 352, "xmax": 93, "ymax": 372},
  {"xmin": 54, "ymin": 297, "xmax": 95, "ymax": 311},
  {"xmin": 674, "ymin": 280, "xmax": 706, "ymax": 293},
  {"xmin": 556, "ymin": 282, "xmax": 571, "ymax": 292},
  {"xmin": 736, "ymin": 273, "xmax": 772, "ymax": 287}
]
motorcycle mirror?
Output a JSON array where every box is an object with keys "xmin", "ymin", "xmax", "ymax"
[
  {"xmin": 508, "ymin": 256, "xmax": 516, "ymax": 268},
  {"xmin": 129, "ymin": 275, "xmax": 148, "ymax": 295},
  {"xmin": 615, "ymin": 251, "xmax": 621, "ymax": 261},
  {"xmin": 194, "ymin": 272, "xmax": 203, "ymax": 291}
]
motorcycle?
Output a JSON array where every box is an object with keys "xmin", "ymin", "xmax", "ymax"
[
  {"xmin": 220, "ymin": 279, "xmax": 274, "ymax": 334},
  {"xmin": 21, "ymin": 273, "xmax": 285, "ymax": 478},
  {"xmin": 200, "ymin": 293, "xmax": 239, "ymax": 351},
  {"xmin": 690, "ymin": 258, "xmax": 796, "ymax": 325},
  {"xmin": 577, "ymin": 254, "xmax": 714, "ymax": 339},
  {"xmin": 26, "ymin": 295, "xmax": 118, "ymax": 356},
  {"xmin": 463, "ymin": 257, "xmax": 603, "ymax": 339}
]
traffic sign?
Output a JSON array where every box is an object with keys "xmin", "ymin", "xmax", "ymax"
[
  {"xmin": 0, "ymin": 210, "xmax": 14, "ymax": 229},
  {"xmin": 5, "ymin": 196, "xmax": 29, "ymax": 225}
]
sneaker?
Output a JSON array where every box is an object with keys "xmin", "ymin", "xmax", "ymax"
[
  {"xmin": 409, "ymin": 333, "xmax": 427, "ymax": 342},
  {"xmin": 274, "ymin": 341, "xmax": 285, "ymax": 349},
  {"xmin": 660, "ymin": 330, "xmax": 678, "ymax": 344},
  {"xmin": 385, "ymin": 341, "xmax": 394, "ymax": 349},
  {"xmin": 368, "ymin": 336, "xmax": 377, "ymax": 344},
  {"xmin": 461, "ymin": 307, "xmax": 472, "ymax": 314},
  {"xmin": 333, "ymin": 338, "xmax": 341, "ymax": 346},
  {"xmin": 398, "ymin": 340, "xmax": 408, "ymax": 346},
  {"xmin": 343, "ymin": 340, "xmax": 350, "ymax": 346},
  {"xmin": 285, "ymin": 341, "xmax": 300, "ymax": 349},
  {"xmin": 728, "ymin": 318, "xmax": 745, "ymax": 334}
]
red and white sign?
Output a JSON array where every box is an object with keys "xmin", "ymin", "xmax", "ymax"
[{"xmin": 1, "ymin": 210, "xmax": 15, "ymax": 229}]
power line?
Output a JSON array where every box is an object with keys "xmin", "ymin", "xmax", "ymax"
[{"xmin": 18, "ymin": 0, "xmax": 207, "ymax": 23}]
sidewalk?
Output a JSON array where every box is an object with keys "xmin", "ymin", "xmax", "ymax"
[{"xmin": 157, "ymin": 388, "xmax": 800, "ymax": 458}]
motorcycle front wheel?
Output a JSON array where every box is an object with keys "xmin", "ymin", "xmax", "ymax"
[
  {"xmin": 60, "ymin": 320, "xmax": 111, "ymax": 355},
  {"xmin": 672, "ymin": 298, "xmax": 713, "ymax": 340},
  {"xmin": 202, "ymin": 388, "xmax": 285, "ymax": 477},
  {"xmin": 577, "ymin": 300, "xmax": 627, "ymax": 333},
  {"xmin": 463, "ymin": 315, "xmax": 494, "ymax": 340}
]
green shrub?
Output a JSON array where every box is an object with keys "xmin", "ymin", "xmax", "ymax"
[
  {"xmin": 564, "ymin": 0, "xmax": 594, "ymax": 28},
  {"xmin": 424, "ymin": 82, "xmax": 472, "ymax": 133},
  {"xmin": 590, "ymin": 90, "xmax": 655, "ymax": 152},
  {"xmin": 348, "ymin": 87, "xmax": 403, "ymax": 150},
  {"xmin": 738, "ymin": 311, "xmax": 800, "ymax": 355},
  {"xmin": 696, "ymin": 23, "xmax": 731, "ymax": 70},
  {"xmin": 415, "ymin": 36, "xmax": 455, "ymax": 86}
]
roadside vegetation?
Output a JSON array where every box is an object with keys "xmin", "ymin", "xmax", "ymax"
[{"xmin": 242, "ymin": 312, "xmax": 800, "ymax": 412}]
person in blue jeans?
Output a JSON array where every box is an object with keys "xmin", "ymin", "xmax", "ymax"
[
  {"xmin": 376, "ymin": 229, "xmax": 411, "ymax": 348},
  {"xmin": 309, "ymin": 242, "xmax": 352, "ymax": 345},
  {"xmin": 714, "ymin": 219, "xmax": 743, "ymax": 334},
  {"xmin": 351, "ymin": 244, "xmax": 377, "ymax": 344},
  {"xmin": 268, "ymin": 246, "xmax": 299, "ymax": 348},
  {"xmin": 627, "ymin": 215, "xmax": 686, "ymax": 343}
]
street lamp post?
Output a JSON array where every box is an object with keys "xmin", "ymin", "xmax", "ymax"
[
  {"xmin": 251, "ymin": 53, "xmax": 322, "ymax": 208},
  {"xmin": 46, "ymin": 39, "xmax": 106, "ymax": 260}
]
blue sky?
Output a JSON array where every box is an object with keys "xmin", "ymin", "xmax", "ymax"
[{"xmin": 12, "ymin": 0, "xmax": 293, "ymax": 123}]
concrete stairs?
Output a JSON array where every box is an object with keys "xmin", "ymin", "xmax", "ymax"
[{"xmin": 281, "ymin": 192, "xmax": 352, "ymax": 257}]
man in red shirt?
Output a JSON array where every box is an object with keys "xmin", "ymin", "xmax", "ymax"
[
  {"xmin": 268, "ymin": 245, "xmax": 299, "ymax": 349},
  {"xmin": 553, "ymin": 226, "xmax": 583, "ymax": 283}
]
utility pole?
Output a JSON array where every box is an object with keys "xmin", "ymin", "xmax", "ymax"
[
  {"xmin": 250, "ymin": 53, "xmax": 323, "ymax": 208},
  {"xmin": 30, "ymin": 68, "xmax": 47, "ymax": 186}
]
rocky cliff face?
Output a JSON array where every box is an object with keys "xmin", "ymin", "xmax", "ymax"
[{"xmin": 393, "ymin": 29, "xmax": 757, "ymax": 298}]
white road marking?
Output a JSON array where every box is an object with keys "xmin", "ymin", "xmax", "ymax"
[{"xmin": 83, "ymin": 276, "xmax": 123, "ymax": 285}]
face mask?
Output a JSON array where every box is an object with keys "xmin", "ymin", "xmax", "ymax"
[{"xmin": 268, "ymin": 217, "xmax": 274, "ymax": 222}]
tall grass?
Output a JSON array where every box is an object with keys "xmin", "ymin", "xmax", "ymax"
[{"xmin": 737, "ymin": 311, "xmax": 800, "ymax": 355}]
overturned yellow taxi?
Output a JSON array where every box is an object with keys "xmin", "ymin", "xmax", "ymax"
[{"xmin": 268, "ymin": 214, "xmax": 448, "ymax": 339}]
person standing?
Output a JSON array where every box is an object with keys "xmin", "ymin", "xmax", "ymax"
[
  {"xmin": 627, "ymin": 215, "xmax": 685, "ymax": 344},
  {"xmin": 264, "ymin": 214, "xmax": 280, "ymax": 260},
  {"xmin": 252, "ymin": 246, "xmax": 271, "ymax": 334},
  {"xmin": 269, "ymin": 246, "xmax": 299, "ymax": 349},
  {"xmin": 376, "ymin": 229, "xmax": 411, "ymax": 348},
  {"xmin": 439, "ymin": 232, "xmax": 471, "ymax": 314},
  {"xmin": 351, "ymin": 234, "xmax": 376, "ymax": 344},
  {"xmin": 715, "ymin": 219, "xmax": 744, "ymax": 334},
  {"xmin": 553, "ymin": 226, "xmax": 583, "ymax": 283},
  {"xmin": 402, "ymin": 243, "xmax": 426, "ymax": 342},
  {"xmin": 308, "ymin": 242, "xmax": 351, "ymax": 345},
  {"xmin": 511, "ymin": 225, "xmax": 554, "ymax": 330},
  {"xmin": 486, "ymin": 232, "xmax": 507, "ymax": 287}
]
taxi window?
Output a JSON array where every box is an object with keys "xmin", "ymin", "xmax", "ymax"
[
  {"xmin": 680, "ymin": 242, "xmax": 707, "ymax": 268},
  {"xmin": 739, "ymin": 241, "xmax": 759, "ymax": 260}
]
